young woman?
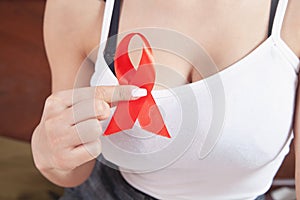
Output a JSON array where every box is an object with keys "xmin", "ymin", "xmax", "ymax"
[{"xmin": 31, "ymin": 0, "xmax": 300, "ymax": 199}]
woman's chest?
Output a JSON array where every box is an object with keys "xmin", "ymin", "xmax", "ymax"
[{"xmin": 116, "ymin": 0, "xmax": 271, "ymax": 86}]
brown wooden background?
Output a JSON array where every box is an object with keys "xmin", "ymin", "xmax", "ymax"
[
  {"xmin": 0, "ymin": 0, "xmax": 295, "ymax": 183},
  {"xmin": 0, "ymin": 0, "xmax": 51, "ymax": 142}
]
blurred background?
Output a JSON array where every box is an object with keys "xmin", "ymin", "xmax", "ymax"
[
  {"xmin": 0, "ymin": 0, "xmax": 296, "ymax": 200},
  {"xmin": 0, "ymin": 1, "xmax": 63, "ymax": 199}
]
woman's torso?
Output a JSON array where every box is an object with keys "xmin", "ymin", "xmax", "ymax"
[{"xmin": 87, "ymin": 0, "xmax": 300, "ymax": 199}]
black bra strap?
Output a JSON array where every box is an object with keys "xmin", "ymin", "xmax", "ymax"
[
  {"xmin": 103, "ymin": 0, "xmax": 121, "ymax": 76},
  {"xmin": 268, "ymin": 0, "xmax": 280, "ymax": 37}
]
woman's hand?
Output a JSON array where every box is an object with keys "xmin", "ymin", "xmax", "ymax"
[{"xmin": 31, "ymin": 85, "xmax": 146, "ymax": 187}]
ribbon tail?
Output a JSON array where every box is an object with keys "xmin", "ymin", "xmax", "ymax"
[
  {"xmin": 138, "ymin": 96, "xmax": 171, "ymax": 138},
  {"xmin": 103, "ymin": 101, "xmax": 137, "ymax": 135},
  {"xmin": 156, "ymin": 125, "xmax": 170, "ymax": 138},
  {"xmin": 103, "ymin": 117, "xmax": 123, "ymax": 136}
]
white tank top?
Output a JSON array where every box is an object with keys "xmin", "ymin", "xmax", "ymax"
[{"xmin": 90, "ymin": 0, "xmax": 300, "ymax": 199}]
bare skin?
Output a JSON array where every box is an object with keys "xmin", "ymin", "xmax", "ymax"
[{"xmin": 32, "ymin": 0, "xmax": 300, "ymax": 198}]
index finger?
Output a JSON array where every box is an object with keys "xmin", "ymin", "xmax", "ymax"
[
  {"xmin": 54, "ymin": 85, "xmax": 147, "ymax": 107},
  {"xmin": 94, "ymin": 85, "xmax": 148, "ymax": 103}
]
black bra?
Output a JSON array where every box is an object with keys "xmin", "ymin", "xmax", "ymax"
[{"xmin": 103, "ymin": 0, "xmax": 280, "ymax": 76}]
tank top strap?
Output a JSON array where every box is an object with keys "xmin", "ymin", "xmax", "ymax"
[
  {"xmin": 91, "ymin": 0, "xmax": 118, "ymax": 86},
  {"xmin": 271, "ymin": 0, "xmax": 289, "ymax": 39},
  {"xmin": 270, "ymin": 0, "xmax": 299, "ymax": 70},
  {"xmin": 96, "ymin": 0, "xmax": 115, "ymax": 61}
]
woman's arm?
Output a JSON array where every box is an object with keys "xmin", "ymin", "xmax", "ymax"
[
  {"xmin": 33, "ymin": 0, "xmax": 105, "ymax": 187},
  {"xmin": 33, "ymin": 0, "xmax": 146, "ymax": 187},
  {"xmin": 44, "ymin": 0, "xmax": 104, "ymax": 91}
]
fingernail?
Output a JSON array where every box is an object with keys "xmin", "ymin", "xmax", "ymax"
[{"xmin": 131, "ymin": 88, "xmax": 147, "ymax": 98}]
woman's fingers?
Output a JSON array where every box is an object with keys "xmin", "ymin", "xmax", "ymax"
[
  {"xmin": 62, "ymin": 98, "xmax": 110, "ymax": 125},
  {"xmin": 53, "ymin": 85, "xmax": 147, "ymax": 108},
  {"xmin": 70, "ymin": 139, "xmax": 102, "ymax": 168},
  {"xmin": 33, "ymin": 85, "xmax": 147, "ymax": 173},
  {"xmin": 93, "ymin": 85, "xmax": 147, "ymax": 103},
  {"xmin": 68, "ymin": 119, "xmax": 103, "ymax": 146},
  {"xmin": 43, "ymin": 85, "xmax": 146, "ymax": 121}
]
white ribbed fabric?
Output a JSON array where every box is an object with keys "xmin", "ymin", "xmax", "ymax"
[{"xmin": 90, "ymin": 0, "xmax": 300, "ymax": 199}]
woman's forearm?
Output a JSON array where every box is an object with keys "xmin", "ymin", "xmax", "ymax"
[{"xmin": 39, "ymin": 158, "xmax": 96, "ymax": 188}]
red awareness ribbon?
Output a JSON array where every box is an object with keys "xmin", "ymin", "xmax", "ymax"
[{"xmin": 103, "ymin": 33, "xmax": 171, "ymax": 138}]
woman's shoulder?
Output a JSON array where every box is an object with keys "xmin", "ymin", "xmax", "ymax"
[
  {"xmin": 44, "ymin": 0, "xmax": 105, "ymax": 59},
  {"xmin": 44, "ymin": 0, "xmax": 106, "ymax": 91},
  {"xmin": 283, "ymin": 0, "xmax": 300, "ymax": 58}
]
